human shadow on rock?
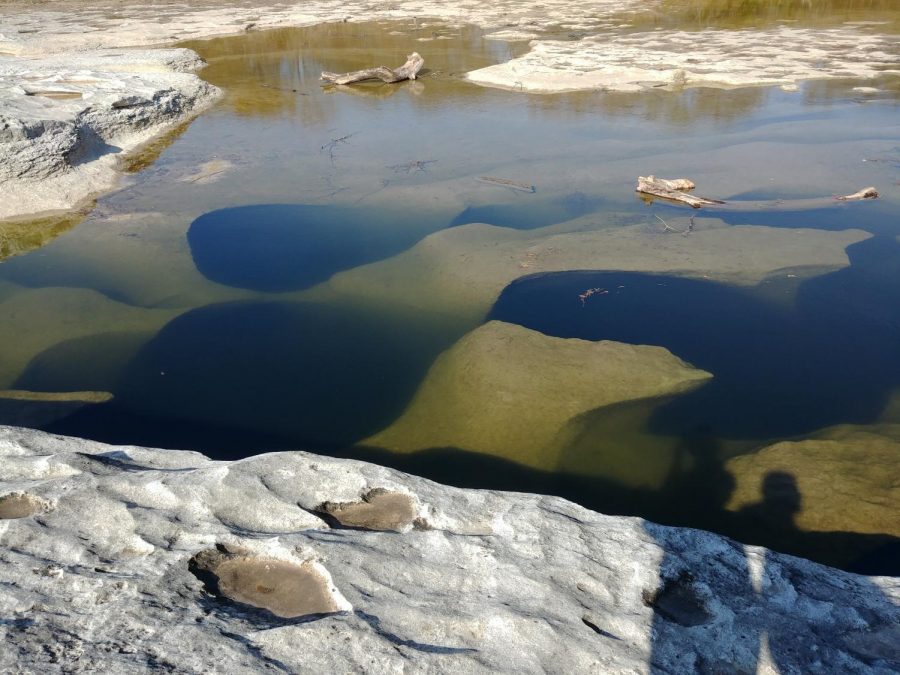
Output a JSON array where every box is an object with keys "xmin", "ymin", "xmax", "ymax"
[
  {"xmin": 646, "ymin": 469, "xmax": 900, "ymax": 673},
  {"xmin": 349, "ymin": 442, "xmax": 900, "ymax": 575}
]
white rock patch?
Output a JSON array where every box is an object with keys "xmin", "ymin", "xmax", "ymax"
[
  {"xmin": 468, "ymin": 27, "xmax": 900, "ymax": 92},
  {"xmin": 0, "ymin": 426, "xmax": 898, "ymax": 673}
]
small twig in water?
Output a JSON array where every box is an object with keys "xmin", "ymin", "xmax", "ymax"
[
  {"xmin": 320, "ymin": 133, "xmax": 355, "ymax": 162},
  {"xmin": 261, "ymin": 83, "xmax": 307, "ymax": 94},
  {"xmin": 655, "ymin": 214, "xmax": 692, "ymax": 236},
  {"xmin": 388, "ymin": 159, "xmax": 437, "ymax": 174},
  {"xmin": 579, "ymin": 287, "xmax": 608, "ymax": 307}
]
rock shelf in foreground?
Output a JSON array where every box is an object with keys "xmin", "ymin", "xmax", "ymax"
[{"xmin": 1, "ymin": 426, "xmax": 898, "ymax": 673}]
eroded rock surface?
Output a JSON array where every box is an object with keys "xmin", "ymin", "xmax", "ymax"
[
  {"xmin": 0, "ymin": 48, "xmax": 220, "ymax": 219},
  {"xmin": 365, "ymin": 321, "xmax": 711, "ymax": 468},
  {"xmin": 0, "ymin": 491, "xmax": 52, "ymax": 519},
  {"xmin": 726, "ymin": 424, "xmax": 900, "ymax": 537},
  {"xmin": 1, "ymin": 425, "xmax": 898, "ymax": 673},
  {"xmin": 468, "ymin": 27, "xmax": 900, "ymax": 93}
]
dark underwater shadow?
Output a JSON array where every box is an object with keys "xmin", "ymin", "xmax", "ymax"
[
  {"xmin": 38, "ymin": 300, "xmax": 457, "ymax": 449},
  {"xmin": 486, "ymin": 235, "xmax": 900, "ymax": 440},
  {"xmin": 187, "ymin": 203, "xmax": 447, "ymax": 292}
]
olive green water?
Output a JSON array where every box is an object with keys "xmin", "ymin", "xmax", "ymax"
[{"xmin": 1, "ymin": 11, "xmax": 899, "ymax": 571}]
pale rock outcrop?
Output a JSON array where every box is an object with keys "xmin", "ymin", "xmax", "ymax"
[
  {"xmin": 1, "ymin": 426, "xmax": 898, "ymax": 673},
  {"xmin": 467, "ymin": 27, "xmax": 900, "ymax": 93},
  {"xmin": 0, "ymin": 48, "xmax": 220, "ymax": 219},
  {"xmin": 365, "ymin": 321, "xmax": 712, "ymax": 469},
  {"xmin": 726, "ymin": 424, "xmax": 900, "ymax": 537}
]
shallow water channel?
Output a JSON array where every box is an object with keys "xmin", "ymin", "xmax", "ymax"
[{"xmin": 2, "ymin": 16, "xmax": 899, "ymax": 571}]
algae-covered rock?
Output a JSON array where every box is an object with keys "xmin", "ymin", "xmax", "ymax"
[
  {"xmin": 365, "ymin": 320, "xmax": 712, "ymax": 469},
  {"xmin": 726, "ymin": 425, "xmax": 900, "ymax": 536},
  {"xmin": 323, "ymin": 219, "xmax": 870, "ymax": 324}
]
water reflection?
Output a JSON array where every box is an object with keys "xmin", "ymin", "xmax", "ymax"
[
  {"xmin": 102, "ymin": 300, "xmax": 454, "ymax": 446},
  {"xmin": 0, "ymin": 212, "xmax": 84, "ymax": 263},
  {"xmin": 181, "ymin": 22, "xmax": 520, "ymax": 120},
  {"xmin": 647, "ymin": 0, "xmax": 900, "ymax": 30}
]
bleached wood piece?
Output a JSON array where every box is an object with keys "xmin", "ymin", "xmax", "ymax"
[
  {"xmin": 637, "ymin": 175, "xmax": 725, "ymax": 209},
  {"xmin": 477, "ymin": 176, "xmax": 536, "ymax": 193},
  {"xmin": 836, "ymin": 186, "xmax": 878, "ymax": 201},
  {"xmin": 321, "ymin": 52, "xmax": 424, "ymax": 85}
]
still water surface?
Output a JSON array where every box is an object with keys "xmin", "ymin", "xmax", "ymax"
[{"xmin": 1, "ymin": 14, "xmax": 899, "ymax": 571}]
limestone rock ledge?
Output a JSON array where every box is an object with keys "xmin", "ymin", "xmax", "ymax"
[
  {"xmin": 1, "ymin": 426, "xmax": 898, "ymax": 673},
  {"xmin": 0, "ymin": 48, "xmax": 221, "ymax": 220}
]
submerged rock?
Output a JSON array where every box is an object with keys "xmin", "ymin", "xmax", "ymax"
[
  {"xmin": 0, "ymin": 285, "xmax": 181, "ymax": 388},
  {"xmin": 726, "ymin": 424, "xmax": 900, "ymax": 537},
  {"xmin": 365, "ymin": 320, "xmax": 711, "ymax": 469},
  {"xmin": 323, "ymin": 218, "xmax": 870, "ymax": 324},
  {"xmin": 0, "ymin": 425, "xmax": 898, "ymax": 673}
]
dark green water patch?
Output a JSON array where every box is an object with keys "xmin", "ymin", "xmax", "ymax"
[
  {"xmin": 488, "ymin": 236, "xmax": 900, "ymax": 440},
  {"xmin": 188, "ymin": 204, "xmax": 445, "ymax": 292},
  {"xmin": 95, "ymin": 300, "xmax": 453, "ymax": 447}
]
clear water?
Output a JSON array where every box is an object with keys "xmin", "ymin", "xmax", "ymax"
[{"xmin": 1, "ymin": 16, "xmax": 899, "ymax": 571}]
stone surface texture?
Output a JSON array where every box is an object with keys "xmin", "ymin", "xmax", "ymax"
[
  {"xmin": 1, "ymin": 426, "xmax": 898, "ymax": 673},
  {"xmin": 0, "ymin": 48, "xmax": 220, "ymax": 219},
  {"xmin": 468, "ymin": 27, "xmax": 900, "ymax": 93}
]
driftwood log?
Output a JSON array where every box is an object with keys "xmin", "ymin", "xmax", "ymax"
[
  {"xmin": 477, "ymin": 176, "xmax": 536, "ymax": 193},
  {"xmin": 637, "ymin": 176, "xmax": 879, "ymax": 210},
  {"xmin": 321, "ymin": 53, "xmax": 424, "ymax": 85},
  {"xmin": 637, "ymin": 175, "xmax": 724, "ymax": 208}
]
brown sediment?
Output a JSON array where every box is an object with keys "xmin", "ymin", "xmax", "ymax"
[
  {"xmin": 318, "ymin": 488, "xmax": 418, "ymax": 532},
  {"xmin": 189, "ymin": 547, "xmax": 342, "ymax": 619},
  {"xmin": 0, "ymin": 492, "xmax": 52, "ymax": 519}
]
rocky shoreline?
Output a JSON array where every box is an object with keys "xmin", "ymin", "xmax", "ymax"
[
  {"xmin": 0, "ymin": 48, "xmax": 220, "ymax": 220},
  {"xmin": 1, "ymin": 426, "xmax": 898, "ymax": 673},
  {"xmin": 2, "ymin": 0, "xmax": 897, "ymax": 221}
]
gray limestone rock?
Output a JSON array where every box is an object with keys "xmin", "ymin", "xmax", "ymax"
[
  {"xmin": 0, "ymin": 48, "xmax": 220, "ymax": 218},
  {"xmin": 0, "ymin": 426, "xmax": 898, "ymax": 673}
]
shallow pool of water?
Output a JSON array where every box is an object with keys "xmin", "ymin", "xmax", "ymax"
[{"xmin": 1, "ymin": 16, "xmax": 899, "ymax": 571}]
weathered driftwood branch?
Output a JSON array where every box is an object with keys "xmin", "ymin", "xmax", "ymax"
[
  {"xmin": 321, "ymin": 53, "xmax": 424, "ymax": 85},
  {"xmin": 477, "ymin": 176, "xmax": 536, "ymax": 193},
  {"xmin": 637, "ymin": 176, "xmax": 879, "ymax": 210},
  {"xmin": 836, "ymin": 186, "xmax": 878, "ymax": 201},
  {"xmin": 637, "ymin": 175, "xmax": 724, "ymax": 208}
]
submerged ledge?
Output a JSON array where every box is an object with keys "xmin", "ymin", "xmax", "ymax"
[{"xmin": 0, "ymin": 425, "xmax": 898, "ymax": 672}]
